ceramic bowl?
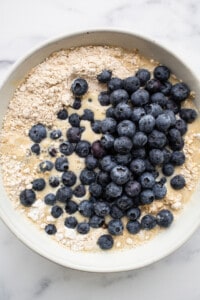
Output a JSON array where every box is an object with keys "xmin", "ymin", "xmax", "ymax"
[{"xmin": 0, "ymin": 29, "xmax": 200, "ymax": 272}]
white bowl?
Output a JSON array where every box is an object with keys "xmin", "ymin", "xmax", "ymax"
[{"xmin": 0, "ymin": 29, "xmax": 200, "ymax": 272}]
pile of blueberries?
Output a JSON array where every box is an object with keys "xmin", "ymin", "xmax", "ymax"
[{"xmin": 19, "ymin": 65, "xmax": 197, "ymax": 250}]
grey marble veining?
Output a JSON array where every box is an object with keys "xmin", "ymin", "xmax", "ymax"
[{"xmin": 1, "ymin": 0, "xmax": 200, "ymax": 299}]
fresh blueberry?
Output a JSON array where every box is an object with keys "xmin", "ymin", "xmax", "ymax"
[
  {"xmin": 149, "ymin": 149, "xmax": 164, "ymax": 165},
  {"xmin": 59, "ymin": 141, "xmax": 75, "ymax": 156},
  {"xmin": 32, "ymin": 178, "xmax": 46, "ymax": 191},
  {"xmin": 45, "ymin": 224, "xmax": 57, "ymax": 235},
  {"xmin": 114, "ymin": 103, "xmax": 132, "ymax": 121},
  {"xmin": 71, "ymin": 78, "xmax": 88, "ymax": 96},
  {"xmin": 115, "ymin": 153, "xmax": 132, "ymax": 166},
  {"xmin": 89, "ymin": 183, "xmax": 102, "ymax": 198},
  {"xmin": 165, "ymin": 99, "xmax": 181, "ymax": 114},
  {"xmin": 100, "ymin": 133, "xmax": 115, "ymax": 149},
  {"xmin": 108, "ymin": 77, "xmax": 124, "ymax": 92},
  {"xmin": 168, "ymin": 128, "xmax": 184, "ymax": 151},
  {"xmin": 44, "ymin": 193, "xmax": 56, "ymax": 205},
  {"xmin": 55, "ymin": 157, "xmax": 69, "ymax": 172},
  {"xmin": 29, "ymin": 124, "xmax": 47, "ymax": 143},
  {"xmin": 64, "ymin": 216, "xmax": 78, "ymax": 229},
  {"xmin": 66, "ymin": 127, "xmax": 82, "ymax": 143},
  {"xmin": 114, "ymin": 136, "xmax": 133, "ymax": 154},
  {"xmin": 80, "ymin": 169, "xmax": 96, "ymax": 185},
  {"xmin": 49, "ymin": 176, "xmax": 60, "ymax": 188},
  {"xmin": 91, "ymin": 120, "xmax": 102, "ymax": 134},
  {"xmin": 156, "ymin": 209, "xmax": 174, "ymax": 227},
  {"xmin": 94, "ymin": 202, "xmax": 110, "ymax": 217},
  {"xmin": 179, "ymin": 109, "xmax": 197, "ymax": 123},
  {"xmin": 89, "ymin": 215, "xmax": 104, "ymax": 228},
  {"xmin": 20, "ymin": 189, "xmax": 36, "ymax": 207},
  {"xmin": 68, "ymin": 113, "xmax": 80, "ymax": 127},
  {"xmin": 162, "ymin": 163, "xmax": 174, "ymax": 176},
  {"xmin": 101, "ymin": 117, "xmax": 117, "ymax": 134},
  {"xmin": 125, "ymin": 180, "xmax": 141, "ymax": 197},
  {"xmin": 48, "ymin": 146, "xmax": 57, "ymax": 157},
  {"xmin": 98, "ymin": 91, "xmax": 111, "ymax": 106},
  {"xmin": 100, "ymin": 155, "xmax": 117, "ymax": 172},
  {"xmin": 154, "ymin": 65, "xmax": 170, "ymax": 82},
  {"xmin": 72, "ymin": 98, "xmax": 81, "ymax": 110},
  {"xmin": 57, "ymin": 109, "xmax": 68, "ymax": 120},
  {"xmin": 153, "ymin": 183, "xmax": 167, "ymax": 199},
  {"xmin": 131, "ymin": 107, "xmax": 146, "ymax": 122},
  {"xmin": 140, "ymin": 189, "xmax": 155, "ymax": 205},
  {"xmin": 156, "ymin": 113, "xmax": 171, "ymax": 132},
  {"xmin": 106, "ymin": 107, "xmax": 115, "ymax": 118},
  {"xmin": 162, "ymin": 148, "xmax": 172, "ymax": 163},
  {"xmin": 170, "ymin": 175, "xmax": 186, "ymax": 190},
  {"xmin": 50, "ymin": 129, "xmax": 62, "ymax": 140},
  {"xmin": 105, "ymin": 182, "xmax": 122, "ymax": 198},
  {"xmin": 117, "ymin": 120, "xmax": 136, "ymax": 138},
  {"xmin": 110, "ymin": 89, "xmax": 129, "ymax": 106},
  {"xmin": 139, "ymin": 172, "xmax": 155, "ymax": 189},
  {"xmin": 56, "ymin": 186, "xmax": 73, "ymax": 203},
  {"xmin": 97, "ymin": 234, "xmax": 114, "ymax": 250},
  {"xmin": 65, "ymin": 200, "xmax": 78, "ymax": 214},
  {"xmin": 75, "ymin": 140, "xmax": 91, "ymax": 158},
  {"xmin": 97, "ymin": 171, "xmax": 111, "ymax": 187},
  {"xmin": 85, "ymin": 155, "xmax": 98, "ymax": 170},
  {"xmin": 110, "ymin": 205, "xmax": 124, "ymax": 219},
  {"xmin": 136, "ymin": 68, "xmax": 151, "ymax": 85},
  {"xmin": 145, "ymin": 79, "xmax": 161, "ymax": 94},
  {"xmin": 73, "ymin": 184, "xmax": 86, "ymax": 198},
  {"xmin": 116, "ymin": 194, "xmax": 133, "ymax": 211},
  {"xmin": 132, "ymin": 148, "xmax": 146, "ymax": 159},
  {"xmin": 62, "ymin": 171, "xmax": 77, "ymax": 186},
  {"xmin": 139, "ymin": 114, "xmax": 155, "ymax": 133},
  {"xmin": 81, "ymin": 109, "xmax": 94, "ymax": 122},
  {"xmin": 126, "ymin": 220, "xmax": 141, "ymax": 234},
  {"xmin": 108, "ymin": 219, "xmax": 124, "ymax": 235},
  {"xmin": 131, "ymin": 89, "xmax": 149, "ymax": 106},
  {"xmin": 110, "ymin": 165, "xmax": 130, "ymax": 185},
  {"xmin": 77, "ymin": 222, "xmax": 90, "ymax": 234},
  {"xmin": 141, "ymin": 214, "xmax": 157, "ymax": 230},
  {"xmin": 51, "ymin": 205, "xmax": 63, "ymax": 218},
  {"xmin": 130, "ymin": 158, "xmax": 146, "ymax": 175},
  {"xmin": 132, "ymin": 132, "xmax": 148, "ymax": 148},
  {"xmin": 171, "ymin": 151, "xmax": 185, "ymax": 166},
  {"xmin": 148, "ymin": 130, "xmax": 167, "ymax": 149},
  {"xmin": 144, "ymin": 159, "xmax": 156, "ymax": 172},
  {"xmin": 171, "ymin": 82, "xmax": 190, "ymax": 102},
  {"xmin": 175, "ymin": 119, "xmax": 188, "ymax": 135},
  {"xmin": 164, "ymin": 110, "xmax": 176, "ymax": 126},
  {"xmin": 145, "ymin": 103, "xmax": 163, "ymax": 118},
  {"xmin": 97, "ymin": 69, "xmax": 112, "ymax": 83},
  {"xmin": 123, "ymin": 76, "xmax": 140, "ymax": 94},
  {"xmin": 39, "ymin": 160, "xmax": 54, "ymax": 172},
  {"xmin": 151, "ymin": 92, "xmax": 167, "ymax": 107},
  {"xmin": 127, "ymin": 207, "xmax": 141, "ymax": 220},
  {"xmin": 31, "ymin": 143, "xmax": 40, "ymax": 155},
  {"xmin": 160, "ymin": 81, "xmax": 172, "ymax": 95}
]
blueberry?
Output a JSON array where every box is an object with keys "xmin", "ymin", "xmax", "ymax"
[
  {"xmin": 130, "ymin": 158, "xmax": 146, "ymax": 175},
  {"xmin": 151, "ymin": 92, "xmax": 167, "ymax": 107},
  {"xmin": 89, "ymin": 215, "xmax": 104, "ymax": 228},
  {"xmin": 110, "ymin": 89, "xmax": 129, "ymax": 106},
  {"xmin": 97, "ymin": 171, "xmax": 111, "ymax": 187},
  {"xmin": 45, "ymin": 224, "xmax": 57, "ymax": 235},
  {"xmin": 123, "ymin": 76, "xmax": 140, "ymax": 94},
  {"xmin": 131, "ymin": 89, "xmax": 149, "ymax": 106},
  {"xmin": 170, "ymin": 175, "xmax": 186, "ymax": 190},
  {"xmin": 162, "ymin": 163, "xmax": 174, "ymax": 176},
  {"xmin": 160, "ymin": 81, "xmax": 172, "ymax": 95},
  {"xmin": 154, "ymin": 65, "xmax": 170, "ymax": 82},
  {"xmin": 29, "ymin": 124, "xmax": 47, "ymax": 143},
  {"xmin": 145, "ymin": 79, "xmax": 161, "ymax": 94},
  {"xmin": 62, "ymin": 171, "xmax": 77, "ymax": 186},
  {"xmin": 168, "ymin": 128, "xmax": 184, "ymax": 151},
  {"xmin": 110, "ymin": 165, "xmax": 130, "ymax": 185},
  {"xmin": 171, "ymin": 82, "xmax": 190, "ymax": 102},
  {"xmin": 73, "ymin": 184, "xmax": 86, "ymax": 198},
  {"xmin": 91, "ymin": 120, "xmax": 102, "ymax": 134},
  {"xmin": 126, "ymin": 220, "xmax": 141, "ymax": 234},
  {"xmin": 179, "ymin": 109, "xmax": 197, "ymax": 123},
  {"xmin": 108, "ymin": 219, "xmax": 124, "ymax": 235},
  {"xmin": 164, "ymin": 110, "xmax": 176, "ymax": 126},
  {"xmin": 140, "ymin": 189, "xmax": 155, "ymax": 205},
  {"xmin": 127, "ymin": 207, "xmax": 141, "ymax": 220},
  {"xmin": 110, "ymin": 205, "xmax": 124, "ymax": 219},
  {"xmin": 148, "ymin": 130, "xmax": 167, "ymax": 149},
  {"xmin": 81, "ymin": 109, "xmax": 94, "ymax": 122},
  {"xmin": 39, "ymin": 160, "xmax": 54, "ymax": 172},
  {"xmin": 131, "ymin": 107, "xmax": 146, "ymax": 122},
  {"xmin": 153, "ymin": 183, "xmax": 167, "ymax": 199},
  {"xmin": 66, "ymin": 127, "xmax": 82, "ymax": 143},
  {"xmin": 85, "ymin": 155, "xmax": 98, "ymax": 170},
  {"xmin": 44, "ymin": 193, "xmax": 56, "ymax": 205},
  {"xmin": 139, "ymin": 114, "xmax": 155, "ymax": 133},
  {"xmin": 72, "ymin": 98, "xmax": 81, "ymax": 110},
  {"xmin": 32, "ymin": 178, "xmax": 46, "ymax": 191},
  {"xmin": 175, "ymin": 119, "xmax": 187, "ymax": 135},
  {"xmin": 101, "ymin": 117, "xmax": 117, "ymax": 134},
  {"xmin": 80, "ymin": 169, "xmax": 96, "ymax": 185},
  {"xmin": 132, "ymin": 148, "xmax": 146, "ymax": 159},
  {"xmin": 20, "ymin": 189, "xmax": 36, "ymax": 207},
  {"xmin": 98, "ymin": 91, "xmax": 111, "ymax": 106},
  {"xmin": 145, "ymin": 103, "xmax": 163, "ymax": 118},
  {"xmin": 108, "ymin": 77, "xmax": 124, "ymax": 92},
  {"xmin": 117, "ymin": 120, "xmax": 136, "ymax": 138},
  {"xmin": 125, "ymin": 180, "xmax": 141, "ymax": 197},
  {"xmin": 97, "ymin": 234, "xmax": 114, "ymax": 250},
  {"xmin": 48, "ymin": 146, "xmax": 57, "ymax": 157},
  {"xmin": 31, "ymin": 143, "xmax": 40, "ymax": 155},
  {"xmin": 49, "ymin": 176, "xmax": 60, "ymax": 188},
  {"xmin": 68, "ymin": 113, "xmax": 80, "ymax": 127},
  {"xmin": 55, "ymin": 157, "xmax": 69, "ymax": 172},
  {"xmin": 156, "ymin": 113, "xmax": 171, "ymax": 132},
  {"xmin": 92, "ymin": 141, "xmax": 106, "ymax": 158},
  {"xmin": 139, "ymin": 172, "xmax": 155, "ymax": 189},
  {"xmin": 115, "ymin": 153, "xmax": 132, "ymax": 166},
  {"xmin": 105, "ymin": 182, "xmax": 122, "ymax": 198},
  {"xmin": 100, "ymin": 133, "xmax": 115, "ymax": 149},
  {"xmin": 116, "ymin": 194, "xmax": 133, "ymax": 211},
  {"xmin": 132, "ymin": 132, "xmax": 148, "ymax": 148},
  {"xmin": 106, "ymin": 107, "xmax": 115, "ymax": 118},
  {"xmin": 97, "ymin": 69, "xmax": 112, "ymax": 83},
  {"xmin": 100, "ymin": 155, "xmax": 117, "ymax": 172},
  {"xmin": 156, "ymin": 209, "xmax": 174, "ymax": 228},
  {"xmin": 51, "ymin": 205, "xmax": 63, "ymax": 218},
  {"xmin": 149, "ymin": 149, "xmax": 164, "ymax": 165},
  {"xmin": 136, "ymin": 68, "xmax": 151, "ymax": 85},
  {"xmin": 165, "ymin": 99, "xmax": 180, "ymax": 114},
  {"xmin": 94, "ymin": 202, "xmax": 110, "ymax": 217},
  {"xmin": 114, "ymin": 103, "xmax": 132, "ymax": 121},
  {"xmin": 75, "ymin": 140, "xmax": 91, "ymax": 158},
  {"xmin": 59, "ymin": 141, "xmax": 75, "ymax": 156},
  {"xmin": 50, "ymin": 129, "xmax": 62, "ymax": 140},
  {"xmin": 77, "ymin": 222, "xmax": 90, "ymax": 234},
  {"xmin": 171, "ymin": 151, "xmax": 185, "ymax": 166},
  {"xmin": 89, "ymin": 183, "xmax": 102, "ymax": 198},
  {"xmin": 144, "ymin": 159, "xmax": 156, "ymax": 172},
  {"xmin": 65, "ymin": 200, "xmax": 78, "ymax": 214},
  {"xmin": 64, "ymin": 216, "xmax": 78, "ymax": 229},
  {"xmin": 71, "ymin": 78, "xmax": 88, "ymax": 96},
  {"xmin": 56, "ymin": 186, "xmax": 73, "ymax": 203},
  {"xmin": 162, "ymin": 148, "xmax": 172, "ymax": 163},
  {"xmin": 114, "ymin": 136, "xmax": 133, "ymax": 154},
  {"xmin": 141, "ymin": 214, "xmax": 157, "ymax": 230},
  {"xmin": 57, "ymin": 108, "xmax": 68, "ymax": 120}
]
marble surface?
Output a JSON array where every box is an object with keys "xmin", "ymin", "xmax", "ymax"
[{"xmin": 1, "ymin": 0, "xmax": 200, "ymax": 299}]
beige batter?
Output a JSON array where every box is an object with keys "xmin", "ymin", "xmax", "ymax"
[{"xmin": 0, "ymin": 46, "xmax": 200, "ymax": 252}]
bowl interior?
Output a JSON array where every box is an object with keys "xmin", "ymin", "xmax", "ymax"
[{"xmin": 0, "ymin": 30, "xmax": 200, "ymax": 272}]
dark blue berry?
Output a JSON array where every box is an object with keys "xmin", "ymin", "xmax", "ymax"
[
  {"xmin": 125, "ymin": 180, "xmax": 141, "ymax": 197},
  {"xmin": 144, "ymin": 159, "xmax": 156, "ymax": 172},
  {"xmin": 131, "ymin": 107, "xmax": 146, "ymax": 122},
  {"xmin": 139, "ymin": 114, "xmax": 155, "ymax": 133},
  {"xmin": 75, "ymin": 140, "xmax": 91, "ymax": 158},
  {"xmin": 116, "ymin": 194, "xmax": 133, "ymax": 211},
  {"xmin": 91, "ymin": 120, "xmax": 102, "ymax": 134},
  {"xmin": 140, "ymin": 189, "xmax": 155, "ymax": 205},
  {"xmin": 97, "ymin": 70, "xmax": 112, "ymax": 83},
  {"xmin": 108, "ymin": 219, "xmax": 124, "ymax": 235},
  {"xmin": 101, "ymin": 117, "xmax": 117, "ymax": 134},
  {"xmin": 66, "ymin": 127, "xmax": 82, "ymax": 143},
  {"xmin": 114, "ymin": 136, "xmax": 133, "ymax": 154},
  {"xmin": 148, "ymin": 130, "xmax": 167, "ymax": 149},
  {"xmin": 32, "ymin": 178, "xmax": 46, "ymax": 191},
  {"xmin": 163, "ymin": 148, "xmax": 172, "ymax": 163},
  {"xmin": 139, "ymin": 172, "xmax": 155, "ymax": 189},
  {"xmin": 156, "ymin": 209, "xmax": 173, "ymax": 227},
  {"xmin": 145, "ymin": 103, "xmax": 163, "ymax": 118},
  {"xmin": 132, "ymin": 148, "xmax": 146, "ymax": 159},
  {"xmin": 126, "ymin": 220, "xmax": 141, "ymax": 234},
  {"xmin": 132, "ymin": 132, "xmax": 148, "ymax": 148},
  {"xmin": 141, "ymin": 214, "xmax": 157, "ymax": 230},
  {"xmin": 64, "ymin": 216, "xmax": 78, "ymax": 229},
  {"xmin": 117, "ymin": 120, "xmax": 136, "ymax": 138},
  {"xmin": 85, "ymin": 155, "xmax": 98, "ymax": 170},
  {"xmin": 44, "ymin": 193, "xmax": 56, "ymax": 205},
  {"xmin": 55, "ymin": 157, "xmax": 69, "ymax": 172},
  {"xmin": 73, "ymin": 184, "xmax": 86, "ymax": 198},
  {"xmin": 130, "ymin": 158, "xmax": 146, "ymax": 175},
  {"xmin": 106, "ymin": 107, "xmax": 115, "ymax": 118},
  {"xmin": 170, "ymin": 175, "xmax": 186, "ymax": 190},
  {"xmin": 110, "ymin": 89, "xmax": 129, "ymax": 106},
  {"xmin": 165, "ymin": 110, "xmax": 176, "ymax": 126},
  {"xmin": 49, "ymin": 176, "xmax": 60, "ymax": 188},
  {"xmin": 127, "ymin": 207, "xmax": 141, "ymax": 220},
  {"xmin": 89, "ymin": 183, "xmax": 102, "ymax": 198},
  {"xmin": 81, "ymin": 109, "xmax": 94, "ymax": 122},
  {"xmin": 97, "ymin": 234, "xmax": 114, "ymax": 250},
  {"xmin": 171, "ymin": 151, "xmax": 185, "ymax": 166},
  {"xmin": 136, "ymin": 68, "xmax": 150, "ymax": 85},
  {"xmin": 166, "ymin": 99, "xmax": 180, "ymax": 114},
  {"xmin": 59, "ymin": 141, "xmax": 75, "ymax": 156},
  {"xmin": 31, "ymin": 143, "xmax": 40, "ymax": 155},
  {"xmin": 131, "ymin": 89, "xmax": 149, "ymax": 106},
  {"xmin": 154, "ymin": 65, "xmax": 170, "ymax": 82},
  {"xmin": 89, "ymin": 215, "xmax": 104, "ymax": 228},
  {"xmin": 77, "ymin": 222, "xmax": 90, "ymax": 234},
  {"xmin": 162, "ymin": 163, "xmax": 174, "ymax": 176},
  {"xmin": 45, "ymin": 224, "xmax": 57, "ymax": 235},
  {"xmin": 20, "ymin": 189, "xmax": 36, "ymax": 207},
  {"xmin": 98, "ymin": 91, "xmax": 110, "ymax": 106},
  {"xmin": 100, "ymin": 133, "xmax": 115, "ymax": 149},
  {"xmin": 106, "ymin": 182, "xmax": 122, "ymax": 198},
  {"xmin": 39, "ymin": 160, "xmax": 54, "ymax": 172},
  {"xmin": 56, "ymin": 186, "xmax": 73, "ymax": 203},
  {"xmin": 153, "ymin": 183, "xmax": 167, "ymax": 199},
  {"xmin": 156, "ymin": 113, "xmax": 171, "ymax": 132},
  {"xmin": 97, "ymin": 171, "xmax": 111, "ymax": 187},
  {"xmin": 72, "ymin": 98, "xmax": 81, "ymax": 110},
  {"xmin": 175, "ymin": 119, "xmax": 187, "ymax": 135},
  {"xmin": 100, "ymin": 155, "xmax": 117, "ymax": 172},
  {"xmin": 50, "ymin": 129, "xmax": 62, "ymax": 140},
  {"xmin": 149, "ymin": 149, "xmax": 164, "ymax": 165},
  {"xmin": 57, "ymin": 109, "xmax": 68, "ymax": 120},
  {"xmin": 110, "ymin": 205, "xmax": 124, "ymax": 219},
  {"xmin": 62, "ymin": 171, "xmax": 77, "ymax": 186},
  {"xmin": 71, "ymin": 78, "xmax": 88, "ymax": 96},
  {"xmin": 168, "ymin": 128, "xmax": 184, "ymax": 151},
  {"xmin": 29, "ymin": 124, "xmax": 47, "ymax": 143},
  {"xmin": 51, "ymin": 205, "xmax": 63, "ymax": 218},
  {"xmin": 171, "ymin": 82, "xmax": 190, "ymax": 102},
  {"xmin": 110, "ymin": 165, "xmax": 130, "ymax": 185},
  {"xmin": 160, "ymin": 81, "xmax": 172, "ymax": 95},
  {"xmin": 179, "ymin": 109, "xmax": 197, "ymax": 123},
  {"xmin": 94, "ymin": 202, "xmax": 110, "ymax": 217},
  {"xmin": 115, "ymin": 153, "xmax": 132, "ymax": 166},
  {"xmin": 108, "ymin": 77, "xmax": 124, "ymax": 92},
  {"xmin": 65, "ymin": 200, "xmax": 78, "ymax": 214},
  {"xmin": 114, "ymin": 103, "xmax": 132, "ymax": 121},
  {"xmin": 145, "ymin": 79, "xmax": 161, "ymax": 94},
  {"xmin": 151, "ymin": 92, "xmax": 167, "ymax": 107},
  {"xmin": 80, "ymin": 169, "xmax": 96, "ymax": 185},
  {"xmin": 68, "ymin": 113, "xmax": 80, "ymax": 127},
  {"xmin": 123, "ymin": 76, "xmax": 140, "ymax": 94}
]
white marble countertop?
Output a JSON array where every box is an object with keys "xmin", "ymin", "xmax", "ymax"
[{"xmin": 1, "ymin": 0, "xmax": 200, "ymax": 299}]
